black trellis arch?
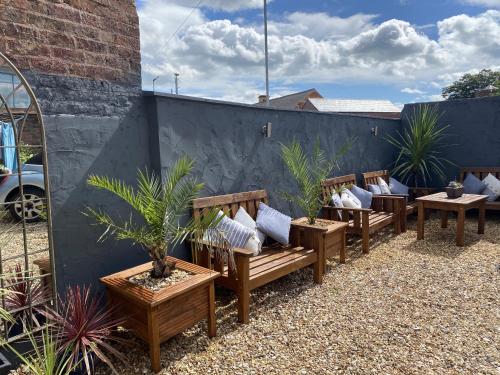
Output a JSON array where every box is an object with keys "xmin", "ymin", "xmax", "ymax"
[{"xmin": 0, "ymin": 51, "xmax": 56, "ymax": 342}]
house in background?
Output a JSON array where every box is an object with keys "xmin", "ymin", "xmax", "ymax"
[
  {"xmin": 256, "ymin": 88, "xmax": 322, "ymax": 109},
  {"xmin": 303, "ymin": 98, "xmax": 401, "ymax": 119},
  {"xmin": 257, "ymin": 88, "xmax": 401, "ymax": 119}
]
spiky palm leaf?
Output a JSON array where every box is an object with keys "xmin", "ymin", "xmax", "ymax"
[
  {"xmin": 281, "ymin": 138, "xmax": 351, "ymax": 224},
  {"xmin": 386, "ymin": 105, "xmax": 454, "ymax": 187},
  {"xmin": 85, "ymin": 156, "xmax": 227, "ymax": 278}
]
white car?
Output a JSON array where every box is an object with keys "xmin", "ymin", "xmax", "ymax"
[{"xmin": 0, "ymin": 154, "xmax": 45, "ymax": 222}]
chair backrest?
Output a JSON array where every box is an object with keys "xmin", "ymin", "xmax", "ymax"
[
  {"xmin": 192, "ymin": 190, "xmax": 269, "ymax": 221},
  {"xmin": 459, "ymin": 167, "xmax": 500, "ymax": 182},
  {"xmin": 362, "ymin": 170, "xmax": 389, "ymax": 189},
  {"xmin": 321, "ymin": 174, "xmax": 357, "ymax": 201}
]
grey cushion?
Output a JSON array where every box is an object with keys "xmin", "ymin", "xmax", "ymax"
[
  {"xmin": 256, "ymin": 202, "xmax": 291, "ymax": 245},
  {"xmin": 213, "ymin": 211, "xmax": 255, "ymax": 249},
  {"xmin": 389, "ymin": 177, "xmax": 409, "ymax": 195},
  {"xmin": 368, "ymin": 184, "xmax": 382, "ymax": 194},
  {"xmin": 481, "ymin": 186, "xmax": 498, "ymax": 202},
  {"xmin": 463, "ymin": 173, "xmax": 486, "ymax": 194},
  {"xmin": 350, "ymin": 185, "xmax": 373, "ymax": 209}
]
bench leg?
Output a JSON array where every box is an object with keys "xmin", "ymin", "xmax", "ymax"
[
  {"xmin": 208, "ymin": 282, "xmax": 216, "ymax": 337},
  {"xmin": 417, "ymin": 202, "xmax": 425, "ymax": 240},
  {"xmin": 236, "ymin": 255, "xmax": 250, "ymax": 324},
  {"xmin": 362, "ymin": 212, "xmax": 370, "ymax": 254},
  {"xmin": 148, "ymin": 307, "xmax": 161, "ymax": 373}
]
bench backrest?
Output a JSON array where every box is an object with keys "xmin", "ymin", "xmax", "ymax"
[
  {"xmin": 459, "ymin": 167, "xmax": 500, "ymax": 182},
  {"xmin": 321, "ymin": 174, "xmax": 357, "ymax": 201},
  {"xmin": 192, "ymin": 190, "xmax": 269, "ymax": 221},
  {"xmin": 362, "ymin": 170, "xmax": 389, "ymax": 189}
]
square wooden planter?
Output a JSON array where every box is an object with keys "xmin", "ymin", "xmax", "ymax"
[
  {"xmin": 100, "ymin": 256, "xmax": 220, "ymax": 373},
  {"xmin": 292, "ymin": 218, "xmax": 348, "ymax": 266}
]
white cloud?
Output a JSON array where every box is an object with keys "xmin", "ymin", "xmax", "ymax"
[
  {"xmin": 139, "ymin": 2, "xmax": 500, "ymax": 103},
  {"xmin": 401, "ymin": 88, "xmax": 425, "ymax": 94},
  {"xmin": 166, "ymin": 0, "xmax": 268, "ymax": 12},
  {"xmin": 460, "ymin": 0, "xmax": 500, "ymax": 9}
]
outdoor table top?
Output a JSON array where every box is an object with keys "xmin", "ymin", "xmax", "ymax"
[{"xmin": 416, "ymin": 192, "xmax": 488, "ymax": 206}]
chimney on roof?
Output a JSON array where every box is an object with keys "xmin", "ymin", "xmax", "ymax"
[{"xmin": 258, "ymin": 94, "xmax": 268, "ymax": 103}]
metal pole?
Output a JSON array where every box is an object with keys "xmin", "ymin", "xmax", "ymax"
[
  {"xmin": 174, "ymin": 73, "xmax": 179, "ymax": 95},
  {"xmin": 152, "ymin": 76, "xmax": 159, "ymax": 92},
  {"xmin": 264, "ymin": 0, "xmax": 270, "ymax": 106}
]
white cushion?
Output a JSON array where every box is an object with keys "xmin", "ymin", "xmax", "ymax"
[
  {"xmin": 377, "ymin": 177, "xmax": 391, "ymax": 194},
  {"xmin": 331, "ymin": 192, "xmax": 343, "ymax": 220},
  {"xmin": 482, "ymin": 173, "xmax": 500, "ymax": 200},
  {"xmin": 341, "ymin": 191, "xmax": 361, "ymax": 209},
  {"xmin": 342, "ymin": 188, "xmax": 362, "ymax": 207},
  {"xmin": 234, "ymin": 206, "xmax": 265, "ymax": 255}
]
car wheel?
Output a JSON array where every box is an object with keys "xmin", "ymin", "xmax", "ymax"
[{"xmin": 9, "ymin": 187, "xmax": 45, "ymax": 222}]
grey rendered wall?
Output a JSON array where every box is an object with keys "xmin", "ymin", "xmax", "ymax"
[
  {"xmin": 150, "ymin": 93, "xmax": 401, "ymax": 259},
  {"xmin": 401, "ymin": 96, "xmax": 500, "ymax": 186},
  {"xmin": 44, "ymin": 98, "xmax": 152, "ymax": 293}
]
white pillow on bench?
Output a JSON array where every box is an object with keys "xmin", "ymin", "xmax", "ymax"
[
  {"xmin": 377, "ymin": 177, "xmax": 391, "ymax": 194},
  {"xmin": 482, "ymin": 173, "xmax": 500, "ymax": 201},
  {"xmin": 234, "ymin": 207, "xmax": 265, "ymax": 256}
]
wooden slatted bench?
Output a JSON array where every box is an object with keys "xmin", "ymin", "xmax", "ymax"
[
  {"xmin": 321, "ymin": 174, "xmax": 404, "ymax": 254},
  {"xmin": 362, "ymin": 170, "xmax": 435, "ymax": 231},
  {"xmin": 459, "ymin": 167, "xmax": 500, "ymax": 211},
  {"xmin": 191, "ymin": 190, "xmax": 323, "ymax": 324}
]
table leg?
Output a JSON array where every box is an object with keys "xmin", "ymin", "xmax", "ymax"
[
  {"xmin": 478, "ymin": 202, "xmax": 485, "ymax": 234},
  {"xmin": 440, "ymin": 210, "xmax": 448, "ymax": 228},
  {"xmin": 456, "ymin": 208, "xmax": 465, "ymax": 246},
  {"xmin": 417, "ymin": 202, "xmax": 425, "ymax": 240}
]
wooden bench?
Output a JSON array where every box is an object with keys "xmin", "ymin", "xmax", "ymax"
[
  {"xmin": 459, "ymin": 167, "xmax": 500, "ymax": 211},
  {"xmin": 192, "ymin": 190, "xmax": 323, "ymax": 324},
  {"xmin": 362, "ymin": 170, "xmax": 435, "ymax": 231},
  {"xmin": 321, "ymin": 174, "xmax": 404, "ymax": 254}
]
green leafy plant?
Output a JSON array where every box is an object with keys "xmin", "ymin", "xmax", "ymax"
[
  {"xmin": 280, "ymin": 138, "xmax": 351, "ymax": 225},
  {"xmin": 442, "ymin": 69, "xmax": 500, "ymax": 99},
  {"xmin": 7, "ymin": 325, "xmax": 78, "ymax": 375},
  {"xmin": 386, "ymin": 105, "xmax": 454, "ymax": 187},
  {"xmin": 85, "ymin": 155, "xmax": 227, "ymax": 278},
  {"xmin": 19, "ymin": 142, "xmax": 35, "ymax": 165}
]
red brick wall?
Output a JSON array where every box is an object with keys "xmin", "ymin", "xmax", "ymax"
[{"xmin": 0, "ymin": 0, "xmax": 141, "ymax": 85}]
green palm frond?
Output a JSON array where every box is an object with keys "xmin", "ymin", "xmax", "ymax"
[
  {"xmin": 386, "ymin": 105, "xmax": 454, "ymax": 187},
  {"xmin": 84, "ymin": 156, "xmax": 220, "ymax": 264},
  {"xmin": 281, "ymin": 137, "xmax": 352, "ymax": 225}
]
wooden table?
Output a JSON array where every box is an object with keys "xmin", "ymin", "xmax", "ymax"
[{"xmin": 416, "ymin": 193, "xmax": 486, "ymax": 246}]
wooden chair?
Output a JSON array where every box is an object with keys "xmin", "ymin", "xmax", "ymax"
[
  {"xmin": 191, "ymin": 190, "xmax": 324, "ymax": 324},
  {"xmin": 459, "ymin": 167, "xmax": 500, "ymax": 211},
  {"xmin": 321, "ymin": 174, "xmax": 404, "ymax": 254},
  {"xmin": 362, "ymin": 170, "xmax": 435, "ymax": 231}
]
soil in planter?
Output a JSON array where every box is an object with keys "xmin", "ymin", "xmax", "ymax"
[{"xmin": 128, "ymin": 269, "xmax": 193, "ymax": 292}]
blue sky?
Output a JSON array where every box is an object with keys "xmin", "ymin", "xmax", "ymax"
[{"xmin": 137, "ymin": 0, "xmax": 500, "ymax": 106}]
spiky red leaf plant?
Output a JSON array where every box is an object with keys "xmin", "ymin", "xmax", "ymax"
[
  {"xmin": 4, "ymin": 263, "xmax": 49, "ymax": 326},
  {"xmin": 43, "ymin": 285, "xmax": 127, "ymax": 375}
]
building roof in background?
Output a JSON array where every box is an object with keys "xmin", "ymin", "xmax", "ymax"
[
  {"xmin": 256, "ymin": 88, "xmax": 322, "ymax": 109},
  {"xmin": 306, "ymin": 98, "xmax": 400, "ymax": 113}
]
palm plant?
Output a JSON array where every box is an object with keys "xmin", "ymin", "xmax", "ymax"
[
  {"xmin": 85, "ymin": 155, "xmax": 226, "ymax": 278},
  {"xmin": 386, "ymin": 105, "xmax": 453, "ymax": 187},
  {"xmin": 42, "ymin": 285, "xmax": 125, "ymax": 375},
  {"xmin": 281, "ymin": 138, "xmax": 351, "ymax": 225}
]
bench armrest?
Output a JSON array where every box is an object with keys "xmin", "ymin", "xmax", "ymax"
[
  {"xmin": 189, "ymin": 239, "xmax": 254, "ymax": 257},
  {"xmin": 323, "ymin": 205, "xmax": 372, "ymax": 213}
]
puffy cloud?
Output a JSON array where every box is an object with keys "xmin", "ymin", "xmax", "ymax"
[
  {"xmin": 401, "ymin": 88, "xmax": 425, "ymax": 94},
  {"xmin": 460, "ymin": 0, "xmax": 500, "ymax": 8},
  {"xmin": 164, "ymin": 0, "xmax": 268, "ymax": 12},
  {"xmin": 139, "ymin": 1, "xmax": 500, "ymax": 103}
]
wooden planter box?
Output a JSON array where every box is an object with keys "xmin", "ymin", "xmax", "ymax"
[
  {"xmin": 100, "ymin": 257, "xmax": 220, "ymax": 373},
  {"xmin": 292, "ymin": 218, "xmax": 348, "ymax": 266}
]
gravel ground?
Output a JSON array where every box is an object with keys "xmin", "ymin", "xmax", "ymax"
[
  {"xmin": 0, "ymin": 213, "xmax": 49, "ymax": 272},
  {"xmin": 90, "ymin": 213, "xmax": 499, "ymax": 375}
]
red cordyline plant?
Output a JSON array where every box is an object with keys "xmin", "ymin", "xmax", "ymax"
[
  {"xmin": 43, "ymin": 285, "xmax": 127, "ymax": 375},
  {"xmin": 4, "ymin": 263, "xmax": 48, "ymax": 325}
]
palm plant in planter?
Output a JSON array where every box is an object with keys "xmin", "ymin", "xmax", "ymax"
[
  {"xmin": 280, "ymin": 139, "xmax": 350, "ymax": 225},
  {"xmin": 85, "ymin": 155, "xmax": 227, "ymax": 279},
  {"xmin": 386, "ymin": 104, "xmax": 454, "ymax": 188}
]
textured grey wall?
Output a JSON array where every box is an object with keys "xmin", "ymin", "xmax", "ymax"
[
  {"xmin": 401, "ymin": 96, "xmax": 500, "ymax": 186},
  {"xmin": 44, "ymin": 98, "xmax": 152, "ymax": 292},
  {"xmin": 150, "ymin": 93, "xmax": 401, "ymax": 256}
]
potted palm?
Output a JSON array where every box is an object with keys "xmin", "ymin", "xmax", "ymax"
[
  {"xmin": 85, "ymin": 156, "xmax": 228, "ymax": 373},
  {"xmin": 386, "ymin": 104, "xmax": 454, "ymax": 198},
  {"xmin": 281, "ymin": 139, "xmax": 349, "ymax": 267}
]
